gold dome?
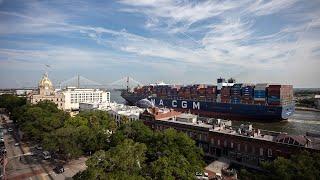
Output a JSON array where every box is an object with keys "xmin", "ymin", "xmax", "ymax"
[{"xmin": 39, "ymin": 73, "xmax": 53, "ymax": 88}]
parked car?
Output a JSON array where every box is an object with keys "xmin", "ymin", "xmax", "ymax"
[
  {"xmin": 36, "ymin": 145, "xmax": 43, "ymax": 150},
  {"xmin": 14, "ymin": 142, "xmax": 20, "ymax": 146},
  {"xmin": 53, "ymin": 165, "xmax": 65, "ymax": 174},
  {"xmin": 42, "ymin": 151, "xmax": 51, "ymax": 160},
  {"xmin": 7, "ymin": 128, "xmax": 13, "ymax": 132}
]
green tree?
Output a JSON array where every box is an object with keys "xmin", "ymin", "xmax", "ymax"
[
  {"xmin": 110, "ymin": 121, "xmax": 153, "ymax": 147},
  {"xmin": 146, "ymin": 128, "xmax": 204, "ymax": 179},
  {"xmin": 0, "ymin": 94, "xmax": 26, "ymax": 113},
  {"xmin": 75, "ymin": 139, "xmax": 147, "ymax": 179},
  {"xmin": 43, "ymin": 127, "xmax": 83, "ymax": 159},
  {"xmin": 239, "ymin": 151, "xmax": 320, "ymax": 180}
]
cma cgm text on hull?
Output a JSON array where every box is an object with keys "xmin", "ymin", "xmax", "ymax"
[{"xmin": 121, "ymin": 78, "xmax": 295, "ymax": 122}]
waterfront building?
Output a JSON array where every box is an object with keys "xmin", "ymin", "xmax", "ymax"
[
  {"xmin": 62, "ymin": 87, "xmax": 110, "ymax": 111},
  {"xmin": 140, "ymin": 107, "xmax": 320, "ymax": 169},
  {"xmin": 28, "ymin": 73, "xmax": 65, "ymax": 109}
]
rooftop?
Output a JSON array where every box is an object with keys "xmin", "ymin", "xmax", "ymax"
[{"xmin": 145, "ymin": 107, "xmax": 320, "ymax": 150}]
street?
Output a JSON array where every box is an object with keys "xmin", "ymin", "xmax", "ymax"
[{"xmin": 1, "ymin": 114, "xmax": 87, "ymax": 180}]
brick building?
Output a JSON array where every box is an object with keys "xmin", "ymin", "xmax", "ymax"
[{"xmin": 141, "ymin": 108, "xmax": 320, "ymax": 169}]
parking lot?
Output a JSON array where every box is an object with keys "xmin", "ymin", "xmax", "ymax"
[{"xmin": 1, "ymin": 114, "xmax": 87, "ymax": 180}]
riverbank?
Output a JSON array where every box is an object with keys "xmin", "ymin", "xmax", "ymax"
[{"xmin": 295, "ymin": 106, "xmax": 320, "ymax": 112}]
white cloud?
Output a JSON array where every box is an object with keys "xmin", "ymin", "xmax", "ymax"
[
  {"xmin": 0, "ymin": 0, "xmax": 320, "ymax": 87},
  {"xmin": 120, "ymin": 0, "xmax": 243, "ymax": 32},
  {"xmin": 246, "ymin": 0, "xmax": 298, "ymax": 16}
]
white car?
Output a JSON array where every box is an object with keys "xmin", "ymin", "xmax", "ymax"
[
  {"xmin": 14, "ymin": 142, "xmax": 20, "ymax": 146},
  {"xmin": 42, "ymin": 151, "xmax": 51, "ymax": 160},
  {"xmin": 8, "ymin": 128, "xmax": 13, "ymax": 132}
]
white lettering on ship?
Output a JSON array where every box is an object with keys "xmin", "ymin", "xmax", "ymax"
[
  {"xmin": 182, "ymin": 101, "xmax": 187, "ymax": 108},
  {"xmin": 193, "ymin": 102, "xmax": 200, "ymax": 109},
  {"xmin": 150, "ymin": 99, "xmax": 155, "ymax": 106},
  {"xmin": 159, "ymin": 99, "xmax": 164, "ymax": 106},
  {"xmin": 172, "ymin": 100, "xmax": 177, "ymax": 107}
]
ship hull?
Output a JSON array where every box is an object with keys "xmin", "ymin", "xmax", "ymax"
[{"xmin": 121, "ymin": 91, "xmax": 295, "ymax": 122}]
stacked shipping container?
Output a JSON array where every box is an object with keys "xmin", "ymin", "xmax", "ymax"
[
  {"xmin": 133, "ymin": 82, "xmax": 293, "ymax": 107},
  {"xmin": 241, "ymin": 84, "xmax": 254, "ymax": 104},
  {"xmin": 230, "ymin": 84, "xmax": 242, "ymax": 104},
  {"xmin": 267, "ymin": 85, "xmax": 293, "ymax": 106},
  {"xmin": 221, "ymin": 86, "xmax": 231, "ymax": 103},
  {"xmin": 254, "ymin": 83, "xmax": 268, "ymax": 105}
]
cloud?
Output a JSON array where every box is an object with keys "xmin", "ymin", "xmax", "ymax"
[
  {"xmin": 246, "ymin": 0, "xmax": 298, "ymax": 16},
  {"xmin": 0, "ymin": 0, "xmax": 320, "ymax": 87},
  {"xmin": 119, "ymin": 0, "xmax": 243, "ymax": 32}
]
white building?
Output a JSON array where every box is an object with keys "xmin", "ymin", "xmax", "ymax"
[
  {"xmin": 62, "ymin": 87, "xmax": 110, "ymax": 111},
  {"xmin": 79, "ymin": 102, "xmax": 143, "ymax": 125},
  {"xmin": 16, "ymin": 89, "xmax": 33, "ymax": 97},
  {"xmin": 102, "ymin": 103, "xmax": 143, "ymax": 125}
]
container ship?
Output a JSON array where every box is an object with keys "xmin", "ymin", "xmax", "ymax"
[{"xmin": 121, "ymin": 78, "xmax": 295, "ymax": 121}]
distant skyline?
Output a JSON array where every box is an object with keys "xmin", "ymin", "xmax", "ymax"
[{"xmin": 0, "ymin": 0, "xmax": 320, "ymax": 88}]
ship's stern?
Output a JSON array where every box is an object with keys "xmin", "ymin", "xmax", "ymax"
[{"xmin": 281, "ymin": 103, "xmax": 295, "ymax": 120}]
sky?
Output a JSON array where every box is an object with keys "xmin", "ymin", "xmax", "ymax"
[{"xmin": 0, "ymin": 0, "xmax": 319, "ymax": 88}]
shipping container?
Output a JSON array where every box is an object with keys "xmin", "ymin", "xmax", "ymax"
[
  {"xmin": 266, "ymin": 84, "xmax": 293, "ymax": 106},
  {"xmin": 221, "ymin": 86, "xmax": 231, "ymax": 97},
  {"xmin": 254, "ymin": 100, "xmax": 266, "ymax": 105},
  {"xmin": 241, "ymin": 85, "xmax": 254, "ymax": 97},
  {"xmin": 221, "ymin": 99, "xmax": 230, "ymax": 103},
  {"xmin": 241, "ymin": 99, "xmax": 254, "ymax": 104}
]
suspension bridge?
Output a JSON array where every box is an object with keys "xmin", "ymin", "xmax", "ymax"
[{"xmin": 15, "ymin": 75, "xmax": 144, "ymax": 90}]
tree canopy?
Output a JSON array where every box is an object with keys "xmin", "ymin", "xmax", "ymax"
[
  {"xmin": 10, "ymin": 100, "xmax": 116, "ymax": 159},
  {"xmin": 239, "ymin": 151, "xmax": 320, "ymax": 180},
  {"xmin": 78, "ymin": 121, "xmax": 205, "ymax": 179},
  {"xmin": 0, "ymin": 94, "xmax": 26, "ymax": 113}
]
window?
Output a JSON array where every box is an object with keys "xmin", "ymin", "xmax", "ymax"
[
  {"xmin": 224, "ymin": 140, "xmax": 227, "ymax": 147},
  {"xmin": 245, "ymin": 144, "xmax": 248, "ymax": 152},
  {"xmin": 284, "ymin": 137, "xmax": 290, "ymax": 144},
  {"xmin": 289, "ymin": 138, "xmax": 294, "ymax": 144},
  {"xmin": 268, "ymin": 148, "xmax": 272, "ymax": 157},
  {"xmin": 237, "ymin": 144, "xmax": 240, "ymax": 151},
  {"xmin": 203, "ymin": 134, "xmax": 207, "ymax": 141},
  {"xmin": 230, "ymin": 142, "xmax": 234, "ymax": 148},
  {"xmin": 211, "ymin": 138, "xmax": 214, "ymax": 145},
  {"xmin": 260, "ymin": 148, "xmax": 263, "ymax": 156},
  {"xmin": 217, "ymin": 139, "xmax": 220, "ymax": 146},
  {"xmin": 252, "ymin": 146, "xmax": 255, "ymax": 154}
]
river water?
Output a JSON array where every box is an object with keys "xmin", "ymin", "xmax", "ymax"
[{"xmin": 109, "ymin": 90, "xmax": 320, "ymax": 135}]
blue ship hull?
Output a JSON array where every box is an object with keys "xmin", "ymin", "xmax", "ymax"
[{"xmin": 121, "ymin": 92, "xmax": 295, "ymax": 121}]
